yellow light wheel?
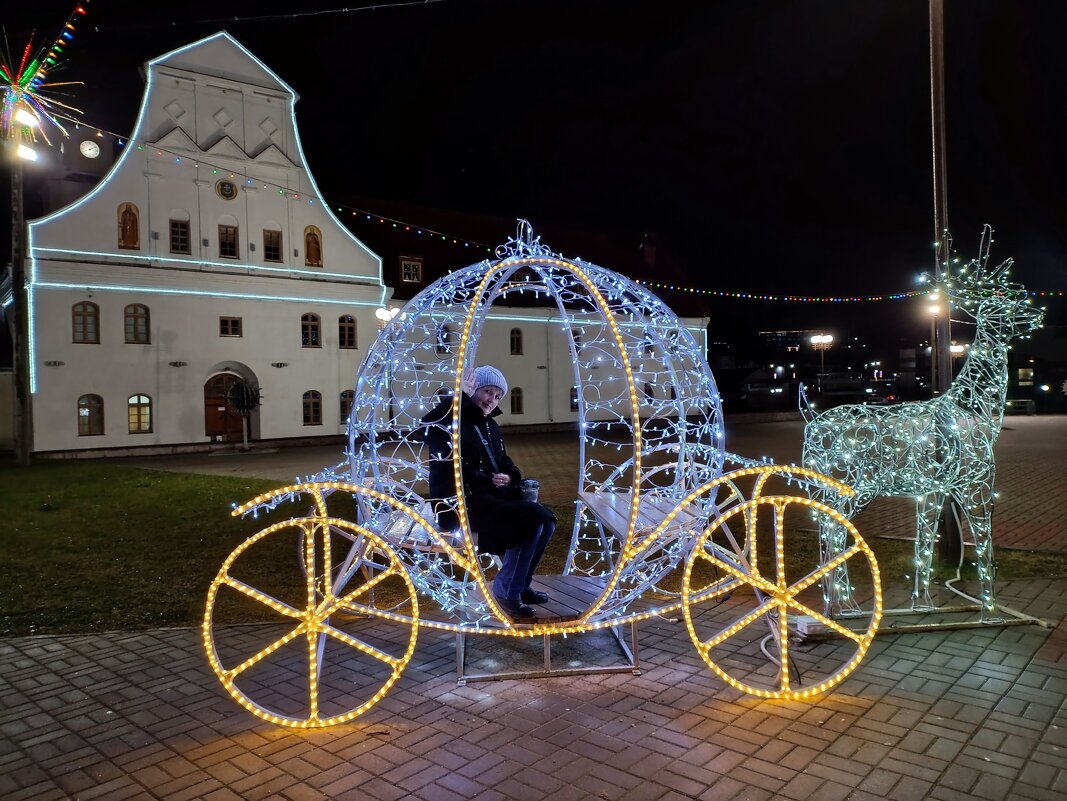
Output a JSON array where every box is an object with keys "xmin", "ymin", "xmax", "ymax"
[
  {"xmin": 682, "ymin": 496, "xmax": 881, "ymax": 700},
  {"xmin": 203, "ymin": 514, "xmax": 418, "ymax": 728}
]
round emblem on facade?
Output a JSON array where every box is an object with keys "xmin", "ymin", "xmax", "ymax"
[{"xmin": 216, "ymin": 180, "xmax": 238, "ymax": 200}]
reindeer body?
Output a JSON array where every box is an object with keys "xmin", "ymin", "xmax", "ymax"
[{"xmin": 802, "ymin": 229, "xmax": 1043, "ymax": 618}]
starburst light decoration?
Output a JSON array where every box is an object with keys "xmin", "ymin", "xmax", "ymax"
[
  {"xmin": 204, "ymin": 222, "xmax": 884, "ymax": 726},
  {"xmin": 1, "ymin": 2, "xmax": 89, "ymax": 155},
  {"xmin": 802, "ymin": 226, "xmax": 1044, "ymax": 620}
]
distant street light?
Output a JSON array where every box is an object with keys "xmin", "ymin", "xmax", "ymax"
[{"xmin": 810, "ymin": 334, "xmax": 833, "ymax": 390}]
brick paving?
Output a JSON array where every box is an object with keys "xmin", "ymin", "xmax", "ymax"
[{"xmin": 7, "ymin": 414, "xmax": 1057, "ymax": 799}]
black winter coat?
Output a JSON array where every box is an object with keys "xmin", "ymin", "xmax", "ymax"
[{"xmin": 421, "ymin": 392, "xmax": 554, "ymax": 555}]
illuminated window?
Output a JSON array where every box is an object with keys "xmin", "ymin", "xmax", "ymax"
[
  {"xmin": 263, "ymin": 229, "xmax": 282, "ymax": 262},
  {"xmin": 1017, "ymin": 368, "xmax": 1035, "ymax": 387},
  {"xmin": 127, "ymin": 394, "xmax": 152, "ymax": 434},
  {"xmin": 124, "ymin": 304, "xmax": 150, "ymax": 344},
  {"xmin": 72, "ymin": 302, "xmax": 99, "ymax": 344},
  {"xmin": 302, "ymin": 313, "xmax": 321, "ymax": 348},
  {"xmin": 218, "ymin": 224, "xmax": 239, "ymax": 259},
  {"xmin": 219, "ymin": 317, "xmax": 242, "ymax": 337},
  {"xmin": 338, "ymin": 315, "xmax": 357, "ymax": 349},
  {"xmin": 339, "ymin": 389, "xmax": 355, "ymax": 423},
  {"xmin": 570, "ymin": 386, "xmax": 579, "ymax": 412},
  {"xmin": 510, "ymin": 328, "xmax": 523, "ymax": 355},
  {"xmin": 304, "ymin": 226, "xmax": 322, "ymax": 267},
  {"xmin": 303, "ymin": 390, "xmax": 322, "ymax": 425},
  {"xmin": 169, "ymin": 219, "xmax": 190, "ymax": 254},
  {"xmin": 78, "ymin": 394, "xmax": 104, "ymax": 436},
  {"xmin": 118, "ymin": 203, "xmax": 140, "ymax": 249},
  {"xmin": 400, "ymin": 257, "xmax": 422, "ymax": 283},
  {"xmin": 510, "ymin": 387, "xmax": 524, "ymax": 414}
]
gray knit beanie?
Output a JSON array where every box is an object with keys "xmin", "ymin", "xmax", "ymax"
[{"xmin": 473, "ymin": 365, "xmax": 508, "ymax": 396}]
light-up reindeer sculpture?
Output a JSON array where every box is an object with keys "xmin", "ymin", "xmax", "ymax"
[{"xmin": 802, "ymin": 226, "xmax": 1044, "ymax": 620}]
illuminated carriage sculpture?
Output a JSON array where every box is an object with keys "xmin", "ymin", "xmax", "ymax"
[{"xmin": 203, "ymin": 223, "xmax": 883, "ymax": 728}]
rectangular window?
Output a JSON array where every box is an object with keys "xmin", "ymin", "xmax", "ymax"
[
  {"xmin": 1017, "ymin": 368, "xmax": 1035, "ymax": 387},
  {"xmin": 400, "ymin": 257, "xmax": 423, "ymax": 283},
  {"xmin": 220, "ymin": 316, "xmax": 243, "ymax": 337},
  {"xmin": 219, "ymin": 225, "xmax": 239, "ymax": 259},
  {"xmin": 170, "ymin": 220, "xmax": 191, "ymax": 254},
  {"xmin": 263, "ymin": 229, "xmax": 282, "ymax": 262}
]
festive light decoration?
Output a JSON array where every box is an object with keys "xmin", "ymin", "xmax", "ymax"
[
  {"xmin": 1, "ymin": 1, "xmax": 90, "ymax": 152},
  {"xmin": 638, "ymin": 280, "xmax": 1063, "ymax": 302},
  {"xmin": 802, "ymin": 226, "xmax": 1045, "ymax": 620},
  {"xmin": 205, "ymin": 223, "xmax": 882, "ymax": 725}
]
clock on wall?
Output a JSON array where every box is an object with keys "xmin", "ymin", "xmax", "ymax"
[{"xmin": 79, "ymin": 139, "xmax": 101, "ymax": 159}]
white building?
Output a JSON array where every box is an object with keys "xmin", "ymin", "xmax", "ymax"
[
  {"xmin": 19, "ymin": 32, "xmax": 708, "ymax": 455},
  {"xmin": 26, "ymin": 32, "xmax": 390, "ymax": 453}
]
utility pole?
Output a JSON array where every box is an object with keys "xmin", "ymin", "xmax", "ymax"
[
  {"xmin": 9, "ymin": 152, "xmax": 32, "ymax": 465},
  {"xmin": 930, "ymin": 0, "xmax": 962, "ymax": 563}
]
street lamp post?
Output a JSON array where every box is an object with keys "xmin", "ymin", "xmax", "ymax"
[
  {"xmin": 810, "ymin": 334, "xmax": 833, "ymax": 391},
  {"xmin": 927, "ymin": 293, "xmax": 941, "ymax": 394},
  {"xmin": 7, "ymin": 136, "xmax": 36, "ymax": 465}
]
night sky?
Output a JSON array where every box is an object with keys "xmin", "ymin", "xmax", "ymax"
[{"xmin": 8, "ymin": 0, "xmax": 1066, "ymax": 354}]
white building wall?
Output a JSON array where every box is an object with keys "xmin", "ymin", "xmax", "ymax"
[
  {"xmin": 26, "ymin": 32, "xmax": 386, "ymax": 454},
  {"xmin": 21, "ymin": 32, "xmax": 710, "ymax": 453}
]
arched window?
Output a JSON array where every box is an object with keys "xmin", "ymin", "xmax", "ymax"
[
  {"xmin": 339, "ymin": 389, "xmax": 355, "ymax": 423},
  {"xmin": 301, "ymin": 313, "xmax": 321, "ymax": 348},
  {"xmin": 303, "ymin": 390, "xmax": 322, "ymax": 425},
  {"xmin": 304, "ymin": 226, "xmax": 322, "ymax": 267},
  {"xmin": 124, "ymin": 304, "xmax": 150, "ymax": 344},
  {"xmin": 435, "ymin": 324, "xmax": 454, "ymax": 355},
  {"xmin": 72, "ymin": 302, "xmax": 100, "ymax": 344},
  {"xmin": 510, "ymin": 328, "xmax": 523, "ymax": 355},
  {"xmin": 510, "ymin": 387, "xmax": 524, "ymax": 415},
  {"xmin": 78, "ymin": 394, "xmax": 104, "ymax": 436},
  {"xmin": 338, "ymin": 315, "xmax": 357, "ymax": 349},
  {"xmin": 128, "ymin": 394, "xmax": 152, "ymax": 433},
  {"xmin": 118, "ymin": 203, "xmax": 140, "ymax": 249},
  {"xmin": 570, "ymin": 386, "xmax": 579, "ymax": 412}
]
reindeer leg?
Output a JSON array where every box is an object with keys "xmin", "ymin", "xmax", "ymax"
[
  {"xmin": 818, "ymin": 493, "xmax": 865, "ymax": 617},
  {"xmin": 911, "ymin": 492, "xmax": 943, "ymax": 610},
  {"xmin": 956, "ymin": 474, "xmax": 999, "ymax": 622}
]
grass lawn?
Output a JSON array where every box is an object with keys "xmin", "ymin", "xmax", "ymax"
[{"xmin": 2, "ymin": 456, "xmax": 1064, "ymax": 637}]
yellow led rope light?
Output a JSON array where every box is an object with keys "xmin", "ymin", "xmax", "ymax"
[
  {"xmin": 448, "ymin": 255, "xmax": 645, "ymax": 627},
  {"xmin": 204, "ymin": 511, "xmax": 419, "ymax": 728},
  {"xmin": 680, "ymin": 495, "xmax": 882, "ymax": 700}
]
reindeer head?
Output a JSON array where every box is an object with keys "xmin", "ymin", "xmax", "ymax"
[{"xmin": 942, "ymin": 225, "xmax": 1045, "ymax": 342}]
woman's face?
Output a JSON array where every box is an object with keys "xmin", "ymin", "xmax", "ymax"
[{"xmin": 472, "ymin": 385, "xmax": 504, "ymax": 415}]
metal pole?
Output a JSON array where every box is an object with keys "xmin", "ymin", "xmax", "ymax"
[
  {"xmin": 9, "ymin": 156, "xmax": 32, "ymax": 465},
  {"xmin": 930, "ymin": 0, "xmax": 962, "ymax": 562}
]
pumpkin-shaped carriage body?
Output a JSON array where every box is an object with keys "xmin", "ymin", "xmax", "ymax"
[{"xmin": 203, "ymin": 225, "xmax": 883, "ymax": 727}]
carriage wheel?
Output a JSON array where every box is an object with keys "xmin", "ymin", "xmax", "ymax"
[
  {"xmin": 682, "ymin": 496, "xmax": 881, "ymax": 700},
  {"xmin": 203, "ymin": 515, "xmax": 418, "ymax": 727}
]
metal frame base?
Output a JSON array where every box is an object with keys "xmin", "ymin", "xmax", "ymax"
[{"xmin": 456, "ymin": 621, "xmax": 641, "ymax": 685}]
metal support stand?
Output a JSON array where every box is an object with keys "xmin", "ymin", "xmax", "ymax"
[{"xmin": 456, "ymin": 621, "xmax": 641, "ymax": 685}]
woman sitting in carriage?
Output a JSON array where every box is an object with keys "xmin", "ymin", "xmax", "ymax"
[{"xmin": 421, "ymin": 365, "xmax": 556, "ymax": 620}]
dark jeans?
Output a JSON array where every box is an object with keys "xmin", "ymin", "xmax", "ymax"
[{"xmin": 492, "ymin": 521, "xmax": 556, "ymax": 601}]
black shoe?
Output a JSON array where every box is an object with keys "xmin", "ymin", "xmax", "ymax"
[
  {"xmin": 495, "ymin": 596, "xmax": 536, "ymax": 619},
  {"xmin": 520, "ymin": 589, "xmax": 550, "ymax": 605}
]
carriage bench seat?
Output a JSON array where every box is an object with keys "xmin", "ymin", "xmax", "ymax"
[{"xmin": 578, "ymin": 489, "xmax": 706, "ymax": 544}]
